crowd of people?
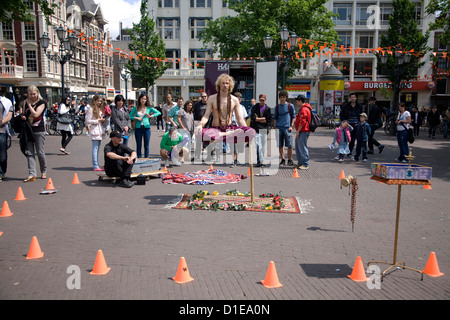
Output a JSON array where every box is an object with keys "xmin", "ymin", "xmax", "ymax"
[{"xmin": 1, "ymin": 81, "xmax": 449, "ymax": 187}]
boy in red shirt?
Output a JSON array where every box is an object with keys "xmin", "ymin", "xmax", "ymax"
[{"xmin": 294, "ymin": 95, "xmax": 312, "ymax": 170}]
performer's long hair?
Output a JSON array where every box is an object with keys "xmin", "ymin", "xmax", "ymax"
[{"xmin": 215, "ymin": 74, "xmax": 235, "ymax": 127}]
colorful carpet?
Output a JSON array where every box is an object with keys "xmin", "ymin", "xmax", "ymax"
[
  {"xmin": 162, "ymin": 169, "xmax": 247, "ymax": 185},
  {"xmin": 172, "ymin": 193, "xmax": 301, "ymax": 214}
]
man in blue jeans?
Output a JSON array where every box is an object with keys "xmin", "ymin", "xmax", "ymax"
[
  {"xmin": 0, "ymin": 88, "xmax": 13, "ymax": 182},
  {"xmin": 294, "ymin": 95, "xmax": 311, "ymax": 169},
  {"xmin": 274, "ymin": 90, "xmax": 296, "ymax": 166}
]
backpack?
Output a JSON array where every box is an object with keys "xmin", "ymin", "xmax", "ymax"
[{"xmin": 301, "ymin": 106, "xmax": 320, "ymax": 132}]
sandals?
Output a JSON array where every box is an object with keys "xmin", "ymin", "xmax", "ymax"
[
  {"xmin": 41, "ymin": 173, "xmax": 47, "ymax": 179},
  {"xmin": 60, "ymin": 148, "xmax": 71, "ymax": 155},
  {"xmin": 24, "ymin": 176, "xmax": 36, "ymax": 183}
]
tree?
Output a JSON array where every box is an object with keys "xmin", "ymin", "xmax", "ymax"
[
  {"xmin": 0, "ymin": 0, "xmax": 57, "ymax": 25},
  {"xmin": 377, "ymin": 0, "xmax": 430, "ymax": 113},
  {"xmin": 426, "ymin": 0, "xmax": 450, "ymax": 48},
  {"xmin": 127, "ymin": 0, "xmax": 168, "ymax": 92},
  {"xmin": 200, "ymin": 0, "xmax": 337, "ymax": 80}
]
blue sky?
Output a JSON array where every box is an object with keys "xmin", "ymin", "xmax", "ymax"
[{"xmin": 96, "ymin": 0, "xmax": 141, "ymax": 39}]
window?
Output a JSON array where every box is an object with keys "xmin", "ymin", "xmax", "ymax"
[
  {"xmin": 158, "ymin": 0, "xmax": 179, "ymax": 7},
  {"xmin": 333, "ymin": 3, "xmax": 352, "ymax": 26},
  {"xmin": 356, "ymin": 3, "xmax": 376, "ymax": 26},
  {"xmin": 380, "ymin": 4, "xmax": 393, "ymax": 25},
  {"xmin": 158, "ymin": 19, "xmax": 180, "ymax": 40},
  {"xmin": 337, "ymin": 31, "xmax": 351, "ymax": 48},
  {"xmin": 354, "ymin": 60, "xmax": 373, "ymax": 76},
  {"xmin": 24, "ymin": 22, "xmax": 36, "ymax": 41},
  {"xmin": 190, "ymin": 50, "xmax": 210, "ymax": 69},
  {"xmin": 356, "ymin": 32, "xmax": 374, "ymax": 49},
  {"xmin": 190, "ymin": 18, "xmax": 209, "ymax": 39},
  {"xmin": 25, "ymin": 50, "xmax": 37, "ymax": 72},
  {"xmin": 1, "ymin": 23, "xmax": 14, "ymax": 41},
  {"xmin": 165, "ymin": 50, "xmax": 180, "ymax": 69},
  {"xmin": 191, "ymin": 0, "xmax": 211, "ymax": 7},
  {"xmin": 436, "ymin": 79, "xmax": 447, "ymax": 95},
  {"xmin": 334, "ymin": 60, "xmax": 350, "ymax": 76},
  {"xmin": 0, "ymin": 49, "xmax": 15, "ymax": 66}
]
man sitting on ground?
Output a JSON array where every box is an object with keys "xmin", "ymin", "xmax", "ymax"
[{"xmin": 104, "ymin": 130, "xmax": 137, "ymax": 188}]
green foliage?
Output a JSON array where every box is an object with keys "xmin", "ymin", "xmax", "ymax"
[
  {"xmin": 0, "ymin": 0, "xmax": 57, "ymax": 25},
  {"xmin": 201, "ymin": 0, "xmax": 337, "ymax": 59},
  {"xmin": 127, "ymin": 0, "xmax": 168, "ymax": 90},
  {"xmin": 377, "ymin": 0, "xmax": 430, "ymax": 107},
  {"xmin": 426, "ymin": 0, "xmax": 450, "ymax": 64}
]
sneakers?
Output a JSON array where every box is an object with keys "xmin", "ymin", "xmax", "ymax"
[
  {"xmin": 287, "ymin": 160, "xmax": 294, "ymax": 166},
  {"xmin": 298, "ymin": 165, "xmax": 309, "ymax": 170},
  {"xmin": 119, "ymin": 179, "xmax": 133, "ymax": 188},
  {"xmin": 338, "ymin": 159, "xmax": 343, "ymax": 163},
  {"xmin": 229, "ymin": 160, "xmax": 238, "ymax": 168},
  {"xmin": 279, "ymin": 159, "xmax": 286, "ymax": 166},
  {"xmin": 378, "ymin": 145, "xmax": 385, "ymax": 154}
]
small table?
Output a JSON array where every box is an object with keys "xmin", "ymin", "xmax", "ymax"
[{"xmin": 368, "ymin": 175, "xmax": 431, "ymax": 281}]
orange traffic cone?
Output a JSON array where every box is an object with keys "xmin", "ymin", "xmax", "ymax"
[
  {"xmin": 45, "ymin": 178, "xmax": 55, "ymax": 190},
  {"xmin": 209, "ymin": 164, "xmax": 214, "ymax": 170},
  {"xmin": 422, "ymin": 252, "xmax": 444, "ymax": 277},
  {"xmin": 247, "ymin": 167, "xmax": 251, "ymax": 175},
  {"xmin": 292, "ymin": 168, "xmax": 299, "ymax": 178},
  {"xmin": 423, "ymin": 184, "xmax": 432, "ymax": 190},
  {"xmin": 163, "ymin": 166, "xmax": 168, "ymax": 173},
  {"xmin": 14, "ymin": 187, "xmax": 27, "ymax": 201},
  {"xmin": 347, "ymin": 256, "xmax": 369, "ymax": 282},
  {"xmin": 172, "ymin": 257, "xmax": 194, "ymax": 284},
  {"xmin": 72, "ymin": 173, "xmax": 80, "ymax": 184},
  {"xmin": 26, "ymin": 236, "xmax": 44, "ymax": 259},
  {"xmin": 0, "ymin": 201, "xmax": 13, "ymax": 217},
  {"xmin": 0, "ymin": 231, "xmax": 3, "ymax": 237},
  {"xmin": 90, "ymin": 250, "xmax": 111, "ymax": 275},
  {"xmin": 261, "ymin": 261, "xmax": 283, "ymax": 288},
  {"xmin": 339, "ymin": 170, "xmax": 345, "ymax": 180}
]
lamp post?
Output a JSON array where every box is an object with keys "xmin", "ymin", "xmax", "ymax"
[
  {"xmin": 263, "ymin": 25, "xmax": 298, "ymax": 89},
  {"xmin": 40, "ymin": 26, "xmax": 77, "ymax": 98},
  {"xmin": 117, "ymin": 58, "xmax": 139, "ymax": 106},
  {"xmin": 379, "ymin": 47, "xmax": 412, "ymax": 114}
]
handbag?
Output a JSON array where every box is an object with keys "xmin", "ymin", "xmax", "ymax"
[
  {"xmin": 57, "ymin": 112, "xmax": 74, "ymax": 124},
  {"xmin": 402, "ymin": 123, "xmax": 414, "ymax": 144}
]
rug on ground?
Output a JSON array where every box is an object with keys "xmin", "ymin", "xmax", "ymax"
[
  {"xmin": 172, "ymin": 190, "xmax": 301, "ymax": 214},
  {"xmin": 162, "ymin": 168, "xmax": 246, "ymax": 185}
]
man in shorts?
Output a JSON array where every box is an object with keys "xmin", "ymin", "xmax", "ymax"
[{"xmin": 273, "ymin": 90, "xmax": 296, "ymax": 166}]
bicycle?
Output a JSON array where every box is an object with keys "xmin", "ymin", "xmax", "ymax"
[
  {"xmin": 72, "ymin": 115, "xmax": 84, "ymax": 136},
  {"xmin": 45, "ymin": 114, "xmax": 60, "ymax": 135},
  {"xmin": 384, "ymin": 114, "xmax": 397, "ymax": 136}
]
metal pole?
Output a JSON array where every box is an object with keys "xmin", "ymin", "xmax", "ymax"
[
  {"xmin": 61, "ymin": 61, "xmax": 65, "ymax": 98},
  {"xmin": 393, "ymin": 184, "xmax": 402, "ymax": 265}
]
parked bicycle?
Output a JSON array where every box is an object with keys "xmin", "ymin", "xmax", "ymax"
[
  {"xmin": 384, "ymin": 114, "xmax": 397, "ymax": 136},
  {"xmin": 72, "ymin": 115, "xmax": 84, "ymax": 136},
  {"xmin": 45, "ymin": 113, "xmax": 60, "ymax": 135}
]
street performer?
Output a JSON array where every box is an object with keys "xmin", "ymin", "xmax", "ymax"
[{"xmin": 194, "ymin": 74, "xmax": 255, "ymax": 151}]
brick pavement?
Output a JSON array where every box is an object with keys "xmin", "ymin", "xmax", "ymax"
[{"xmin": 0, "ymin": 126, "xmax": 449, "ymax": 304}]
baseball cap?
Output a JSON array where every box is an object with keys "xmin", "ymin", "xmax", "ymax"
[
  {"xmin": 259, "ymin": 94, "xmax": 266, "ymax": 100},
  {"xmin": 360, "ymin": 113, "xmax": 368, "ymax": 118},
  {"xmin": 110, "ymin": 130, "xmax": 122, "ymax": 138}
]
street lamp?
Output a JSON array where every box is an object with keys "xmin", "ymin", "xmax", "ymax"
[
  {"xmin": 117, "ymin": 58, "xmax": 138, "ymax": 106},
  {"xmin": 263, "ymin": 25, "xmax": 299, "ymax": 89},
  {"xmin": 40, "ymin": 25, "xmax": 77, "ymax": 98}
]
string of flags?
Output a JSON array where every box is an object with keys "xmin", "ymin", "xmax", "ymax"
[{"xmin": 1, "ymin": 30, "xmax": 449, "ymax": 80}]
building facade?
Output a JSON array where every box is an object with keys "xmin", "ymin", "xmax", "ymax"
[
  {"xmin": 0, "ymin": 0, "xmax": 114, "ymax": 106},
  {"xmin": 325, "ymin": 0, "xmax": 436, "ymax": 113},
  {"xmin": 147, "ymin": 0, "xmax": 237, "ymax": 106},
  {"xmin": 148, "ymin": 0, "xmax": 442, "ymax": 114}
]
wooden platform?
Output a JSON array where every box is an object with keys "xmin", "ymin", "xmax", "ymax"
[{"xmin": 97, "ymin": 170, "xmax": 164, "ymax": 181}]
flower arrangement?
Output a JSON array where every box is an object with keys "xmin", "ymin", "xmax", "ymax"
[{"xmin": 186, "ymin": 190, "xmax": 283, "ymax": 212}]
